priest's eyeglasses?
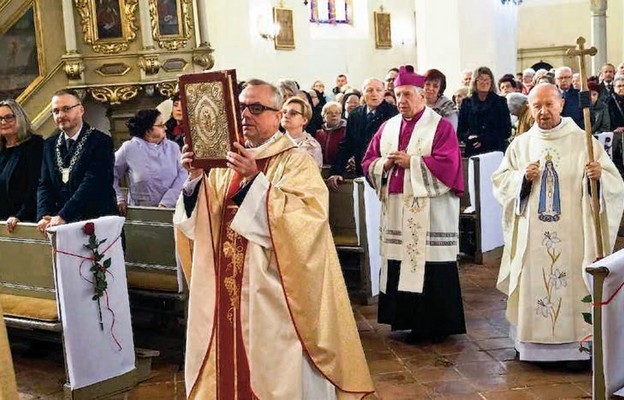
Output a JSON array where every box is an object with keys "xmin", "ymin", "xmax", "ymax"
[
  {"xmin": 240, "ymin": 103, "xmax": 280, "ymax": 115},
  {"xmin": 51, "ymin": 103, "xmax": 81, "ymax": 115},
  {"xmin": 0, "ymin": 114, "xmax": 15, "ymax": 123}
]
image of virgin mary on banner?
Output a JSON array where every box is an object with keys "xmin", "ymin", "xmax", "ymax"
[{"xmin": 538, "ymin": 154, "xmax": 561, "ymax": 222}]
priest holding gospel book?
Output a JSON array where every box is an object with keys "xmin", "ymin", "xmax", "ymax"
[
  {"xmin": 492, "ymin": 83, "xmax": 624, "ymax": 363},
  {"xmin": 174, "ymin": 78, "xmax": 373, "ymax": 399}
]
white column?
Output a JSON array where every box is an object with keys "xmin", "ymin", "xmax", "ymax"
[
  {"xmin": 139, "ymin": 0, "xmax": 155, "ymax": 49},
  {"xmin": 414, "ymin": 0, "xmax": 518, "ymax": 90},
  {"xmin": 61, "ymin": 0, "xmax": 77, "ymax": 53},
  {"xmin": 194, "ymin": 0, "xmax": 211, "ymax": 47},
  {"xmin": 590, "ymin": 0, "xmax": 608, "ymax": 75}
]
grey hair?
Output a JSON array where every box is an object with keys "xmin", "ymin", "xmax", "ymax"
[
  {"xmin": 361, "ymin": 78, "xmax": 384, "ymax": 92},
  {"xmin": 0, "ymin": 99, "xmax": 33, "ymax": 149},
  {"xmin": 614, "ymin": 75, "xmax": 624, "ymax": 85},
  {"xmin": 522, "ymin": 68, "xmax": 536, "ymax": 77},
  {"xmin": 321, "ymin": 101, "xmax": 342, "ymax": 116},
  {"xmin": 276, "ymin": 79, "xmax": 299, "ymax": 100},
  {"xmin": 244, "ymin": 78, "xmax": 284, "ymax": 109},
  {"xmin": 554, "ymin": 66, "xmax": 572, "ymax": 77},
  {"xmin": 506, "ymin": 92, "xmax": 528, "ymax": 116}
]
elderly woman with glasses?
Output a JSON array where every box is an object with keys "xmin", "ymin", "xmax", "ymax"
[
  {"xmin": 0, "ymin": 99, "xmax": 43, "ymax": 232},
  {"xmin": 424, "ymin": 68, "xmax": 458, "ymax": 130},
  {"xmin": 113, "ymin": 109, "xmax": 187, "ymax": 216},
  {"xmin": 457, "ymin": 66, "xmax": 512, "ymax": 156},
  {"xmin": 281, "ymin": 97, "xmax": 323, "ymax": 167},
  {"xmin": 315, "ymin": 101, "xmax": 346, "ymax": 165}
]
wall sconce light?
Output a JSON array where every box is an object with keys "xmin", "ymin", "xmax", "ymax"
[{"xmin": 257, "ymin": 14, "xmax": 281, "ymax": 40}]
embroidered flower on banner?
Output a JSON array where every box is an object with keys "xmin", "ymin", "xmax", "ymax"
[
  {"xmin": 536, "ymin": 298, "xmax": 554, "ymax": 318},
  {"xmin": 549, "ymin": 268, "xmax": 568, "ymax": 289},
  {"xmin": 542, "ymin": 231, "xmax": 561, "ymax": 250}
]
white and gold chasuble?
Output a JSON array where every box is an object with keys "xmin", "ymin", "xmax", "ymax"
[
  {"xmin": 492, "ymin": 117, "xmax": 624, "ymax": 360},
  {"xmin": 367, "ymin": 109, "xmax": 459, "ymax": 294},
  {"xmin": 174, "ymin": 134, "xmax": 373, "ymax": 399}
]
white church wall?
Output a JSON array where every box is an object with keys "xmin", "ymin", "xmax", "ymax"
[
  {"xmin": 517, "ymin": 0, "xmax": 623, "ymax": 74},
  {"xmin": 204, "ymin": 0, "xmax": 417, "ymax": 91},
  {"xmin": 415, "ymin": 0, "xmax": 518, "ymax": 92}
]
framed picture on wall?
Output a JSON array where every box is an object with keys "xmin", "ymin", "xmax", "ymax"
[
  {"xmin": 374, "ymin": 11, "xmax": 392, "ymax": 49},
  {"xmin": 273, "ymin": 7, "xmax": 295, "ymax": 50},
  {"xmin": 75, "ymin": 0, "xmax": 139, "ymax": 54},
  {"xmin": 148, "ymin": 0, "xmax": 194, "ymax": 50}
]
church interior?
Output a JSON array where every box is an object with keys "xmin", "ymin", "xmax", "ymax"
[{"xmin": 2, "ymin": 0, "xmax": 624, "ymax": 398}]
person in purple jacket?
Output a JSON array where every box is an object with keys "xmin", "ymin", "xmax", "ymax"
[
  {"xmin": 113, "ymin": 108, "xmax": 187, "ymax": 216},
  {"xmin": 361, "ymin": 65, "xmax": 466, "ymax": 343}
]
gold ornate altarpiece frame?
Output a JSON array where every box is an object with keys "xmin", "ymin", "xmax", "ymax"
[
  {"xmin": 148, "ymin": 0, "xmax": 193, "ymax": 51},
  {"xmin": 0, "ymin": 0, "xmax": 46, "ymax": 103},
  {"xmin": 74, "ymin": 0, "xmax": 139, "ymax": 54}
]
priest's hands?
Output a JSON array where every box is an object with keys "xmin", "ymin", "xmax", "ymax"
[
  {"xmin": 388, "ymin": 151, "xmax": 411, "ymax": 169},
  {"xmin": 326, "ymin": 175, "xmax": 344, "ymax": 191},
  {"xmin": 227, "ymin": 142, "xmax": 259, "ymax": 179},
  {"xmin": 525, "ymin": 160, "xmax": 541, "ymax": 181},
  {"xmin": 586, "ymin": 161, "xmax": 601, "ymax": 181},
  {"xmin": 180, "ymin": 144, "xmax": 203, "ymax": 180}
]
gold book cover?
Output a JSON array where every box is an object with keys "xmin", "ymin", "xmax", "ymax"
[{"xmin": 178, "ymin": 69, "xmax": 243, "ymax": 169}]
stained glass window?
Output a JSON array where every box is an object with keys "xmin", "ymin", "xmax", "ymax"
[{"xmin": 310, "ymin": 0, "xmax": 351, "ymax": 24}]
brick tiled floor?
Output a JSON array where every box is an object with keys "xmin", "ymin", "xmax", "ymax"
[{"xmin": 11, "ymin": 256, "xmax": 604, "ymax": 399}]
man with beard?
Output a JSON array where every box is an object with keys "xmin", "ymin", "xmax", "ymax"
[{"xmin": 37, "ymin": 89, "xmax": 117, "ymax": 231}]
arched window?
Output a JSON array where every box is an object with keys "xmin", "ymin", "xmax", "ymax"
[{"xmin": 310, "ymin": 0, "xmax": 351, "ymax": 24}]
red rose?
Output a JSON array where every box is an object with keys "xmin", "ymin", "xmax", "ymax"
[{"xmin": 83, "ymin": 222, "xmax": 95, "ymax": 236}]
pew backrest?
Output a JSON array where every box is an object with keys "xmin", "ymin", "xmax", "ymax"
[{"xmin": 124, "ymin": 207, "xmax": 181, "ymax": 294}]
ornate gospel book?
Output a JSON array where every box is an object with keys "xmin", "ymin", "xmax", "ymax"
[{"xmin": 178, "ymin": 69, "xmax": 243, "ymax": 169}]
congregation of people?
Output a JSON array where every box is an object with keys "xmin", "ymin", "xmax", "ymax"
[{"xmin": 3, "ymin": 58, "xmax": 624, "ymax": 397}]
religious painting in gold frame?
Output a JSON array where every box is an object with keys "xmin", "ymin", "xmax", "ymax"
[
  {"xmin": 273, "ymin": 7, "xmax": 295, "ymax": 50},
  {"xmin": 148, "ymin": 0, "xmax": 193, "ymax": 51},
  {"xmin": 374, "ymin": 11, "xmax": 392, "ymax": 49},
  {"xmin": 0, "ymin": 1, "xmax": 45, "ymax": 101},
  {"xmin": 74, "ymin": 0, "xmax": 139, "ymax": 54}
]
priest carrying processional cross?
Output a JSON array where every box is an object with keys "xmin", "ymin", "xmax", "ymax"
[{"xmin": 492, "ymin": 37, "xmax": 624, "ymax": 362}]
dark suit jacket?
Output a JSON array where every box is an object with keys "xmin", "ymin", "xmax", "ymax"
[
  {"xmin": 561, "ymin": 87, "xmax": 583, "ymax": 128},
  {"xmin": 457, "ymin": 92, "xmax": 511, "ymax": 157},
  {"xmin": 330, "ymin": 100, "xmax": 398, "ymax": 176},
  {"xmin": 37, "ymin": 123, "xmax": 117, "ymax": 222},
  {"xmin": 599, "ymin": 81, "xmax": 613, "ymax": 102},
  {"xmin": 0, "ymin": 134, "xmax": 43, "ymax": 221}
]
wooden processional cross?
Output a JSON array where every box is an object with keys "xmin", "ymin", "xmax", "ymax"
[{"xmin": 566, "ymin": 36, "xmax": 604, "ymax": 259}]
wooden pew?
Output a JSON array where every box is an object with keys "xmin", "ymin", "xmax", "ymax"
[
  {"xmin": 124, "ymin": 206, "xmax": 184, "ymax": 297},
  {"xmin": 0, "ymin": 223, "xmax": 60, "ymax": 335},
  {"xmin": 328, "ymin": 179, "xmax": 375, "ymax": 304},
  {"xmin": 0, "ymin": 221, "xmax": 157, "ymax": 399},
  {"xmin": 459, "ymin": 157, "xmax": 483, "ymax": 263}
]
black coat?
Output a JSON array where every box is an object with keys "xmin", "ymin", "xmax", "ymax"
[
  {"xmin": 37, "ymin": 123, "xmax": 117, "ymax": 222},
  {"xmin": 457, "ymin": 92, "xmax": 511, "ymax": 156},
  {"xmin": 330, "ymin": 100, "xmax": 398, "ymax": 176},
  {"xmin": 561, "ymin": 87, "xmax": 583, "ymax": 128},
  {"xmin": 0, "ymin": 134, "xmax": 43, "ymax": 221},
  {"xmin": 608, "ymin": 93, "xmax": 624, "ymax": 130}
]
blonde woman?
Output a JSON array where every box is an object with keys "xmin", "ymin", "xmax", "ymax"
[{"xmin": 281, "ymin": 97, "xmax": 323, "ymax": 167}]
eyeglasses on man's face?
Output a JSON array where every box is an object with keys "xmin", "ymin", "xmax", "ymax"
[
  {"xmin": 240, "ymin": 102, "xmax": 279, "ymax": 115},
  {"xmin": 0, "ymin": 113, "xmax": 16, "ymax": 123},
  {"xmin": 51, "ymin": 103, "xmax": 81, "ymax": 116}
]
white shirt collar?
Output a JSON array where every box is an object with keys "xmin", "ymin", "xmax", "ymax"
[{"xmin": 63, "ymin": 122, "xmax": 83, "ymax": 142}]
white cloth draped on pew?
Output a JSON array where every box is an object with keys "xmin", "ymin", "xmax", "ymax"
[
  {"xmin": 468, "ymin": 151, "xmax": 504, "ymax": 252},
  {"xmin": 595, "ymin": 132, "xmax": 614, "ymax": 158},
  {"xmin": 356, "ymin": 178, "xmax": 382, "ymax": 296},
  {"xmin": 586, "ymin": 250, "xmax": 624, "ymax": 397},
  {"xmin": 48, "ymin": 216, "xmax": 135, "ymax": 390}
]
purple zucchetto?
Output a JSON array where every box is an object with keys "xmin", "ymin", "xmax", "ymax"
[{"xmin": 393, "ymin": 65, "xmax": 426, "ymax": 89}]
